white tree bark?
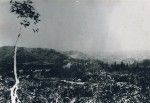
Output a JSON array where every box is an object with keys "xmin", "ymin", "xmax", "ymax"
[{"xmin": 10, "ymin": 33, "xmax": 21, "ymax": 103}]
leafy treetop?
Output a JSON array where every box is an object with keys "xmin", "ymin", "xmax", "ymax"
[{"xmin": 10, "ymin": 0, "xmax": 40, "ymax": 32}]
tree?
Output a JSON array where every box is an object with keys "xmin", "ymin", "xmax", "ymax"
[{"xmin": 9, "ymin": 0, "xmax": 40, "ymax": 103}]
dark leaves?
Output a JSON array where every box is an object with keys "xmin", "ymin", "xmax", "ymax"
[
  {"xmin": 33, "ymin": 28, "xmax": 39, "ymax": 33},
  {"xmin": 10, "ymin": 0, "xmax": 40, "ymax": 32}
]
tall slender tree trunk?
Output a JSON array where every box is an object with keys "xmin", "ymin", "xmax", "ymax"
[{"xmin": 10, "ymin": 33, "xmax": 21, "ymax": 103}]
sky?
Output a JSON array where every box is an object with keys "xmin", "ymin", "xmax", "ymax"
[{"xmin": 0, "ymin": 0, "xmax": 150, "ymax": 53}]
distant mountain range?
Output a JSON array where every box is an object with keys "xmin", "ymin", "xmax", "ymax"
[
  {"xmin": 62, "ymin": 49, "xmax": 150, "ymax": 64},
  {"xmin": 0, "ymin": 46, "xmax": 150, "ymax": 65},
  {"xmin": 1, "ymin": 46, "xmax": 150, "ymax": 83},
  {"xmin": 89, "ymin": 50, "xmax": 150, "ymax": 64}
]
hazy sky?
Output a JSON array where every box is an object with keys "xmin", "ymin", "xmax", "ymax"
[{"xmin": 0, "ymin": 0, "xmax": 150, "ymax": 53}]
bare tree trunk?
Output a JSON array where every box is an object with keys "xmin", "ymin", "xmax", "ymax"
[{"xmin": 10, "ymin": 33, "xmax": 21, "ymax": 103}]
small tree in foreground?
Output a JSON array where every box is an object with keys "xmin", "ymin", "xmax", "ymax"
[{"xmin": 9, "ymin": 0, "xmax": 40, "ymax": 103}]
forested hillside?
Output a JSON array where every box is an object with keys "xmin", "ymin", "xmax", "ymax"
[{"xmin": 0, "ymin": 46, "xmax": 150, "ymax": 103}]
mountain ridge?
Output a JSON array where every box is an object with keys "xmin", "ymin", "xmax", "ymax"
[{"xmin": 1, "ymin": 46, "xmax": 150, "ymax": 65}]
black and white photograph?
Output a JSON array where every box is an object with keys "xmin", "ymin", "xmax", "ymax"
[{"xmin": 1, "ymin": 0, "xmax": 150, "ymax": 103}]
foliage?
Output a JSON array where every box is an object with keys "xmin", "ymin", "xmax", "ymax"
[
  {"xmin": 10, "ymin": 0, "xmax": 40, "ymax": 32},
  {"xmin": 1, "ymin": 46, "xmax": 150, "ymax": 102}
]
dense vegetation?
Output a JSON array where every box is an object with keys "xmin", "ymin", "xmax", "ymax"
[{"xmin": 0, "ymin": 46, "xmax": 150, "ymax": 102}]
